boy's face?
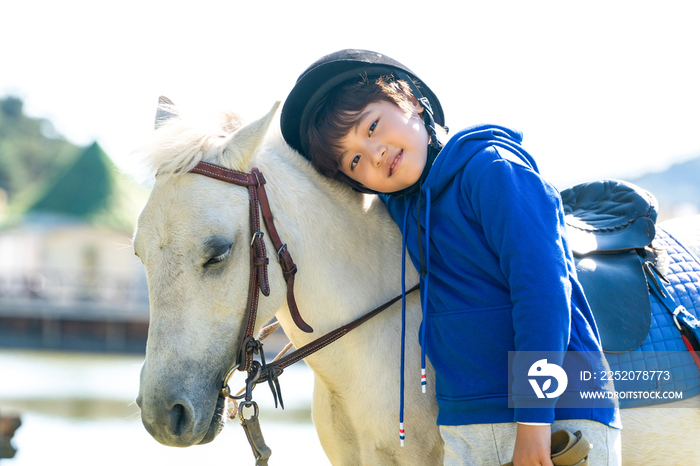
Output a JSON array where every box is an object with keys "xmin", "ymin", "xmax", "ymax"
[{"xmin": 338, "ymin": 98, "xmax": 428, "ymax": 193}]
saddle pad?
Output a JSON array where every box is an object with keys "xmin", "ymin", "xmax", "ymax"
[{"xmin": 604, "ymin": 227, "xmax": 700, "ymax": 409}]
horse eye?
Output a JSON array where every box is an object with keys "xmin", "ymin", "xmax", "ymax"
[{"xmin": 205, "ymin": 245, "xmax": 232, "ymax": 266}]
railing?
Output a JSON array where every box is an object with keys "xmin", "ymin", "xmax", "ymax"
[
  {"xmin": 0, "ymin": 268, "xmax": 149, "ymax": 322},
  {"xmin": 0, "ymin": 269, "xmax": 150, "ymax": 353}
]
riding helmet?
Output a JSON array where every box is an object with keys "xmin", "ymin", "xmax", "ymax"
[{"xmin": 281, "ymin": 49, "xmax": 445, "ymax": 161}]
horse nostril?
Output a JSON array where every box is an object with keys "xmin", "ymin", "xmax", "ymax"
[
  {"xmin": 170, "ymin": 403, "xmax": 189, "ymax": 437},
  {"xmin": 140, "ymin": 393, "xmax": 202, "ymax": 445}
]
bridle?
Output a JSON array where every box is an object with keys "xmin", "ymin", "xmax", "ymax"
[
  {"xmin": 186, "ymin": 160, "xmax": 418, "ymax": 464},
  {"xmin": 190, "ymin": 161, "xmax": 312, "ymax": 369}
]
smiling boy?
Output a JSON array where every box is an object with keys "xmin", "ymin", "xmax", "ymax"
[
  {"xmin": 337, "ymin": 97, "xmax": 428, "ymax": 193},
  {"xmin": 282, "ymin": 49, "xmax": 621, "ymax": 466}
]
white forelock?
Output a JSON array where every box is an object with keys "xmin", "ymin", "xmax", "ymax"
[{"xmin": 135, "ymin": 107, "xmax": 246, "ymax": 178}]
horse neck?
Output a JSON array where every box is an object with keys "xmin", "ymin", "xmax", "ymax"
[{"xmin": 254, "ymin": 139, "xmax": 414, "ymax": 344}]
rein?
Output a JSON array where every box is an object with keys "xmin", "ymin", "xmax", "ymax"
[
  {"xmin": 188, "ymin": 161, "xmax": 418, "ymax": 465},
  {"xmin": 257, "ymin": 282, "xmax": 419, "ymax": 384}
]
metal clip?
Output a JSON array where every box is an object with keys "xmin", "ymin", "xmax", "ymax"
[
  {"xmin": 244, "ymin": 363, "xmax": 262, "ymax": 401},
  {"xmin": 238, "ymin": 400, "xmax": 260, "ymax": 421},
  {"xmin": 239, "ymin": 401, "xmax": 272, "ymax": 465},
  {"xmin": 673, "ymin": 304, "xmax": 700, "ymax": 332}
]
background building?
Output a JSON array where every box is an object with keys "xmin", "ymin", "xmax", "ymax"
[{"xmin": 0, "ymin": 116, "xmax": 150, "ymax": 353}]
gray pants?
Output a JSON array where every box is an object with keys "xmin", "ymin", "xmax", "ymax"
[{"xmin": 441, "ymin": 420, "xmax": 621, "ymax": 466}]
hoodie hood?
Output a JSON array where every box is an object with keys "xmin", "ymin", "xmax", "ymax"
[{"xmin": 424, "ymin": 124, "xmax": 539, "ymax": 200}]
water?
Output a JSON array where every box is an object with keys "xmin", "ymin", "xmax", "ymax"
[{"xmin": 0, "ymin": 350, "xmax": 329, "ymax": 465}]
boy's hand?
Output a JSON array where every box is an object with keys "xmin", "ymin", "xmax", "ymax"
[{"xmin": 512, "ymin": 424, "xmax": 553, "ymax": 466}]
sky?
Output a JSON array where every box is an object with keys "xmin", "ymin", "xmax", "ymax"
[{"xmin": 2, "ymin": 0, "xmax": 699, "ymax": 189}]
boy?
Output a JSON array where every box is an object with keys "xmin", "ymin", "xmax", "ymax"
[{"xmin": 281, "ymin": 49, "xmax": 621, "ymax": 466}]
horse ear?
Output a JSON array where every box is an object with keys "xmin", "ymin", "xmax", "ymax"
[
  {"xmin": 154, "ymin": 96, "xmax": 177, "ymax": 130},
  {"xmin": 223, "ymin": 101, "xmax": 280, "ymax": 169}
]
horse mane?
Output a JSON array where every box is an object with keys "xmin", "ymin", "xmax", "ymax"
[{"xmin": 135, "ymin": 104, "xmax": 246, "ymax": 178}]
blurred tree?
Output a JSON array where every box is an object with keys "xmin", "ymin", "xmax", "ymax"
[
  {"xmin": 0, "ymin": 96, "xmax": 80, "ymax": 203},
  {"xmin": 0, "ymin": 96, "xmax": 23, "ymax": 118}
]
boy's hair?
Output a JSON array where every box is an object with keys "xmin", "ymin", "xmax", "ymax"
[{"xmin": 306, "ymin": 75, "xmax": 418, "ymax": 183}]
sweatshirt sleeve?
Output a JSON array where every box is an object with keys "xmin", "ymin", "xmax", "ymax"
[{"xmin": 466, "ymin": 148, "xmax": 572, "ymax": 423}]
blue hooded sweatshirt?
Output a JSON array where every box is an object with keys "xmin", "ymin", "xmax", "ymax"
[{"xmin": 381, "ymin": 125, "xmax": 621, "ymax": 427}]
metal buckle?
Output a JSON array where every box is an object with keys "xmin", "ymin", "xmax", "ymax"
[
  {"xmin": 673, "ymin": 314, "xmax": 683, "ymax": 332},
  {"xmin": 277, "ymin": 243, "xmax": 287, "ymax": 257},
  {"xmin": 251, "ymin": 231, "xmax": 264, "ymax": 246},
  {"xmin": 674, "ymin": 305, "xmax": 699, "ymax": 331}
]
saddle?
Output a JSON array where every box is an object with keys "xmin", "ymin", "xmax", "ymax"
[{"xmin": 561, "ymin": 180, "xmax": 658, "ymax": 353}]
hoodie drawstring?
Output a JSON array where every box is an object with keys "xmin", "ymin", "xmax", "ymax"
[
  {"xmin": 393, "ymin": 70, "xmax": 442, "ymax": 446},
  {"xmin": 399, "ymin": 188, "xmax": 432, "ymax": 447},
  {"xmin": 399, "ymin": 205, "xmax": 409, "ymax": 447},
  {"xmin": 420, "ymin": 189, "xmax": 431, "ymax": 394}
]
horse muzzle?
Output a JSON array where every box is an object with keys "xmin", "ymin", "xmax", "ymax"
[{"xmin": 136, "ymin": 383, "xmax": 226, "ymax": 447}]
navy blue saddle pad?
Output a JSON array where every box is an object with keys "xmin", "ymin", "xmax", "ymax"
[{"xmin": 604, "ymin": 227, "xmax": 700, "ymax": 408}]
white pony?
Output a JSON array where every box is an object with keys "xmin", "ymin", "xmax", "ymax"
[{"xmin": 134, "ymin": 102, "xmax": 700, "ymax": 466}]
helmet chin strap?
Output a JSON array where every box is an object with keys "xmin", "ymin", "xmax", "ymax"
[{"xmin": 395, "ymin": 72, "xmax": 443, "ymax": 150}]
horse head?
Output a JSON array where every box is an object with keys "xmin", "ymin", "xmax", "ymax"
[{"xmin": 134, "ymin": 99, "xmax": 288, "ymax": 447}]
